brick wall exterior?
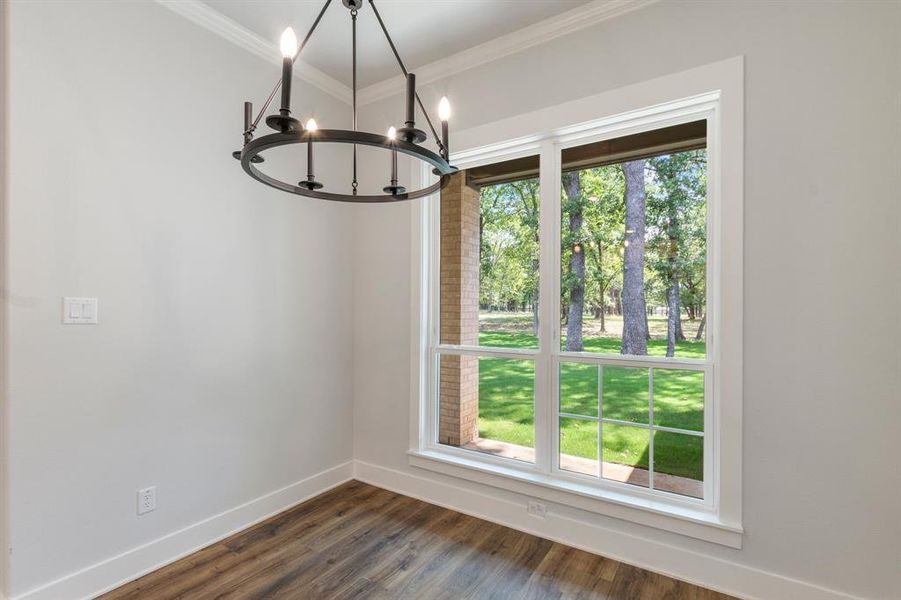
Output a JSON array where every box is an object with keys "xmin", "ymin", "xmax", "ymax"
[{"xmin": 439, "ymin": 172, "xmax": 480, "ymax": 447}]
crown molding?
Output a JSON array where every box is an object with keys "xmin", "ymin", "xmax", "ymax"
[
  {"xmin": 357, "ymin": 0, "xmax": 659, "ymax": 106},
  {"xmin": 155, "ymin": 0, "xmax": 352, "ymax": 104},
  {"xmin": 156, "ymin": 0, "xmax": 656, "ymax": 108}
]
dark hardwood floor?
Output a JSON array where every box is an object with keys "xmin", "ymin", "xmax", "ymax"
[{"xmin": 101, "ymin": 481, "xmax": 735, "ymax": 599}]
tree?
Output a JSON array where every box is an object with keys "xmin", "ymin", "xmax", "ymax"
[
  {"xmin": 509, "ymin": 180, "xmax": 540, "ymax": 335},
  {"xmin": 579, "ymin": 167, "xmax": 624, "ymax": 334},
  {"xmin": 562, "ymin": 171, "xmax": 585, "ymax": 351},
  {"xmin": 647, "ymin": 151, "xmax": 706, "ymax": 356},
  {"xmin": 479, "ymin": 180, "xmax": 540, "ymax": 315},
  {"xmin": 695, "ymin": 313, "xmax": 706, "ymax": 341},
  {"xmin": 621, "ymin": 160, "xmax": 649, "ymax": 355}
]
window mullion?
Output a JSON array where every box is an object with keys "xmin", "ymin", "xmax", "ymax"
[
  {"xmin": 648, "ymin": 367, "xmax": 655, "ymax": 491},
  {"xmin": 597, "ymin": 364, "xmax": 603, "ymax": 480},
  {"xmin": 426, "ymin": 181, "xmax": 440, "ymax": 450},
  {"xmin": 534, "ymin": 140, "xmax": 560, "ymax": 474}
]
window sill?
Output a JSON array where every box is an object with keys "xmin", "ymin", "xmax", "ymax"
[{"xmin": 408, "ymin": 448, "xmax": 742, "ymax": 548}]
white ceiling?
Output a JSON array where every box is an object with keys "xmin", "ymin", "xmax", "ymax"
[{"xmin": 201, "ymin": 0, "xmax": 592, "ymax": 88}]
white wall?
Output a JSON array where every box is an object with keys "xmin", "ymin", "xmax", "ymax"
[
  {"xmin": 353, "ymin": 1, "xmax": 901, "ymax": 599},
  {"xmin": 4, "ymin": 1, "xmax": 900, "ymax": 598},
  {"xmin": 5, "ymin": 1, "xmax": 354, "ymax": 597}
]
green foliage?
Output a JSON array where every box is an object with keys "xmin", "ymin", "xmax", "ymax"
[
  {"xmin": 554, "ymin": 150, "xmax": 707, "ymax": 328},
  {"xmin": 479, "ymin": 179, "xmax": 539, "ymax": 310},
  {"xmin": 645, "ymin": 151, "xmax": 707, "ymax": 308},
  {"xmin": 558, "ymin": 167, "xmax": 626, "ymax": 318},
  {"xmin": 478, "ymin": 150, "xmax": 707, "ymax": 323}
]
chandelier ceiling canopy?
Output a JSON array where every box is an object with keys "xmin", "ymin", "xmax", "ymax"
[{"xmin": 233, "ymin": 0, "xmax": 457, "ymax": 203}]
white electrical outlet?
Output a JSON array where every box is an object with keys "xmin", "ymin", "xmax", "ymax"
[
  {"xmin": 137, "ymin": 486, "xmax": 156, "ymax": 515},
  {"xmin": 527, "ymin": 499, "xmax": 547, "ymax": 518}
]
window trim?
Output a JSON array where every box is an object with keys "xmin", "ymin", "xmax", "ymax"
[{"xmin": 409, "ymin": 58, "xmax": 743, "ymax": 547}]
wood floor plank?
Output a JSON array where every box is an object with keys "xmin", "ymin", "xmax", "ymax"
[
  {"xmin": 308, "ymin": 502, "xmax": 449, "ymax": 596},
  {"xmin": 522, "ymin": 542, "xmax": 620, "ymax": 600},
  {"xmin": 374, "ymin": 510, "xmax": 497, "ymax": 598},
  {"xmin": 100, "ymin": 482, "xmax": 736, "ymax": 600},
  {"xmin": 259, "ymin": 499, "xmax": 438, "ymax": 599},
  {"xmin": 362, "ymin": 506, "xmax": 479, "ymax": 591},
  {"xmin": 224, "ymin": 482, "xmax": 385, "ymax": 554},
  {"xmin": 207, "ymin": 492, "xmax": 419, "ymax": 599}
]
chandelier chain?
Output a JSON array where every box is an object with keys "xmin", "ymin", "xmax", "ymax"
[{"xmin": 352, "ymin": 7, "xmax": 358, "ymax": 193}]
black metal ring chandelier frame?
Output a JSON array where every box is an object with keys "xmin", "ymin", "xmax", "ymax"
[{"xmin": 234, "ymin": 0, "xmax": 457, "ymax": 203}]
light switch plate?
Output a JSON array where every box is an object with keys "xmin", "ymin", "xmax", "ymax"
[{"xmin": 62, "ymin": 297, "xmax": 99, "ymax": 324}]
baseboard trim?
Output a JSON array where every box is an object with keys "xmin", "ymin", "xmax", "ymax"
[
  {"xmin": 353, "ymin": 460, "xmax": 860, "ymax": 600},
  {"xmin": 14, "ymin": 461, "xmax": 354, "ymax": 600}
]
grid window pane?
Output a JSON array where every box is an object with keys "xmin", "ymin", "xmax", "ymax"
[
  {"xmin": 653, "ymin": 431, "xmax": 703, "ymax": 498},
  {"xmin": 603, "ymin": 366, "xmax": 649, "ymax": 424},
  {"xmin": 601, "ymin": 422, "xmax": 649, "ymax": 488},
  {"xmin": 560, "ymin": 418, "xmax": 598, "ymax": 476},
  {"xmin": 653, "ymin": 369, "xmax": 704, "ymax": 432},
  {"xmin": 560, "ymin": 363, "xmax": 599, "ymax": 417}
]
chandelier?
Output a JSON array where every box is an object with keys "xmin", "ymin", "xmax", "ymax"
[{"xmin": 233, "ymin": 0, "xmax": 457, "ymax": 202}]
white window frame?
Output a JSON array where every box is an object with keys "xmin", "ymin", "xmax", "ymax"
[{"xmin": 409, "ymin": 58, "xmax": 743, "ymax": 547}]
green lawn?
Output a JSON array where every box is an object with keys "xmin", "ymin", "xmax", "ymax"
[{"xmin": 476, "ymin": 328, "xmax": 705, "ymax": 481}]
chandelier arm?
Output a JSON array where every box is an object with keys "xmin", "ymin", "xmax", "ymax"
[
  {"xmin": 247, "ymin": 0, "xmax": 334, "ymax": 135},
  {"xmin": 367, "ymin": 0, "xmax": 444, "ymax": 153},
  {"xmin": 295, "ymin": 0, "xmax": 333, "ymax": 65}
]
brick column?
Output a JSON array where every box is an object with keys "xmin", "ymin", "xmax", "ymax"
[{"xmin": 439, "ymin": 172, "xmax": 480, "ymax": 447}]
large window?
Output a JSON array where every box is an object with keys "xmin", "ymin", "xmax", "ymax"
[{"xmin": 415, "ymin": 86, "xmax": 742, "ymax": 545}]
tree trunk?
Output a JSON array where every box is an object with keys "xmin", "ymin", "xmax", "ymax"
[
  {"xmin": 596, "ymin": 241, "xmax": 607, "ymax": 333},
  {"xmin": 674, "ymin": 305, "xmax": 685, "ymax": 340},
  {"xmin": 694, "ymin": 313, "xmax": 706, "ymax": 342},
  {"xmin": 563, "ymin": 172, "xmax": 584, "ymax": 351},
  {"xmin": 621, "ymin": 160, "xmax": 648, "ymax": 355},
  {"xmin": 666, "ymin": 281, "xmax": 679, "ymax": 357},
  {"xmin": 599, "ymin": 281, "xmax": 606, "ymax": 333},
  {"xmin": 665, "ymin": 195, "xmax": 685, "ymax": 343}
]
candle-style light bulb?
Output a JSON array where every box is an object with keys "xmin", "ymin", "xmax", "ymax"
[
  {"xmin": 305, "ymin": 118, "xmax": 318, "ymax": 132},
  {"xmin": 438, "ymin": 97, "xmax": 451, "ymax": 159},
  {"xmin": 387, "ymin": 126, "xmax": 397, "ymax": 140},
  {"xmin": 280, "ymin": 27, "xmax": 298, "ymax": 59},
  {"xmin": 277, "ymin": 27, "xmax": 298, "ymax": 119},
  {"xmin": 438, "ymin": 97, "xmax": 451, "ymax": 121}
]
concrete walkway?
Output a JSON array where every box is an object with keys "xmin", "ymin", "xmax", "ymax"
[{"xmin": 462, "ymin": 437, "xmax": 702, "ymax": 499}]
